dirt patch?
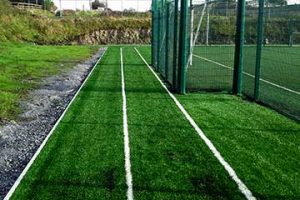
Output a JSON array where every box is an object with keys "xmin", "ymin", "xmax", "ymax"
[{"xmin": 0, "ymin": 47, "xmax": 106, "ymax": 199}]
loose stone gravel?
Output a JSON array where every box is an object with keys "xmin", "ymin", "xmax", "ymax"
[{"xmin": 0, "ymin": 47, "xmax": 106, "ymax": 199}]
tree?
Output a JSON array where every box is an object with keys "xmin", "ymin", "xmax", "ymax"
[
  {"xmin": 92, "ymin": 0, "xmax": 105, "ymax": 10},
  {"xmin": 43, "ymin": 0, "xmax": 56, "ymax": 11},
  {"xmin": 266, "ymin": 0, "xmax": 287, "ymax": 6}
]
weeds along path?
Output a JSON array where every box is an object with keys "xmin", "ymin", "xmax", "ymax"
[
  {"xmin": 7, "ymin": 47, "xmax": 127, "ymax": 199},
  {"xmin": 123, "ymin": 47, "xmax": 245, "ymax": 199}
]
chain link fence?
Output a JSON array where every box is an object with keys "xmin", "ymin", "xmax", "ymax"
[{"xmin": 152, "ymin": 0, "xmax": 300, "ymax": 121}]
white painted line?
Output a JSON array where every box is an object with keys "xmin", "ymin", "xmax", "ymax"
[
  {"xmin": 4, "ymin": 47, "xmax": 108, "ymax": 200},
  {"xmin": 120, "ymin": 48, "xmax": 134, "ymax": 200},
  {"xmin": 107, "ymin": 44, "xmax": 151, "ymax": 47},
  {"xmin": 134, "ymin": 47, "xmax": 256, "ymax": 200},
  {"xmin": 193, "ymin": 54, "xmax": 300, "ymax": 95}
]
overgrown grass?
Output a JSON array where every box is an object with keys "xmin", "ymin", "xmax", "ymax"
[
  {"xmin": 0, "ymin": 0, "xmax": 151, "ymax": 44},
  {"xmin": 0, "ymin": 42, "xmax": 99, "ymax": 122}
]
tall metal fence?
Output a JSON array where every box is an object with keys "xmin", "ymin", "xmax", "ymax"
[
  {"xmin": 152, "ymin": 0, "xmax": 300, "ymax": 121},
  {"xmin": 152, "ymin": 0, "xmax": 189, "ymax": 93},
  {"xmin": 187, "ymin": 1, "xmax": 237, "ymax": 92},
  {"xmin": 243, "ymin": 2, "xmax": 300, "ymax": 121}
]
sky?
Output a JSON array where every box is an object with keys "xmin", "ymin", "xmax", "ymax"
[
  {"xmin": 53, "ymin": 0, "xmax": 299, "ymax": 12},
  {"xmin": 194, "ymin": 0, "xmax": 300, "ymax": 4},
  {"xmin": 52, "ymin": 0, "xmax": 152, "ymax": 12},
  {"xmin": 288, "ymin": 0, "xmax": 300, "ymax": 4}
]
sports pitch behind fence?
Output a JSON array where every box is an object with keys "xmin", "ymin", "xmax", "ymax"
[{"xmin": 151, "ymin": 0, "xmax": 300, "ymax": 121}]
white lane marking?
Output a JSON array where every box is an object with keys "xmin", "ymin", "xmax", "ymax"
[
  {"xmin": 4, "ymin": 47, "xmax": 108, "ymax": 200},
  {"xmin": 193, "ymin": 54, "xmax": 300, "ymax": 95},
  {"xmin": 120, "ymin": 48, "xmax": 134, "ymax": 200},
  {"xmin": 135, "ymin": 47, "xmax": 256, "ymax": 200}
]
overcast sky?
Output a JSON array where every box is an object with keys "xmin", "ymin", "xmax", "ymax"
[
  {"xmin": 52, "ymin": 0, "xmax": 152, "ymax": 11},
  {"xmin": 194, "ymin": 0, "xmax": 300, "ymax": 4},
  {"xmin": 288, "ymin": 0, "xmax": 300, "ymax": 4},
  {"xmin": 53, "ymin": 0, "xmax": 299, "ymax": 12}
]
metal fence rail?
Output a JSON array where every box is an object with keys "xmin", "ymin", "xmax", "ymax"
[
  {"xmin": 11, "ymin": 2, "xmax": 42, "ymax": 9},
  {"xmin": 152, "ymin": 0, "xmax": 299, "ymax": 121}
]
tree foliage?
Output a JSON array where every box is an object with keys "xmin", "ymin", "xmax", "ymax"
[
  {"xmin": 266, "ymin": 0, "xmax": 287, "ymax": 6},
  {"xmin": 92, "ymin": 0, "xmax": 105, "ymax": 10}
]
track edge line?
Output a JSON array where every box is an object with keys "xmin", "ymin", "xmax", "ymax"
[
  {"xmin": 4, "ymin": 47, "xmax": 108, "ymax": 200},
  {"xmin": 134, "ymin": 47, "xmax": 256, "ymax": 200},
  {"xmin": 120, "ymin": 48, "xmax": 134, "ymax": 200}
]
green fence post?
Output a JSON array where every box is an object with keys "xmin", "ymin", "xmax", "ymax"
[
  {"xmin": 178, "ymin": 0, "xmax": 189, "ymax": 94},
  {"xmin": 288, "ymin": 20, "xmax": 293, "ymax": 46},
  {"xmin": 233, "ymin": 0, "xmax": 246, "ymax": 95},
  {"xmin": 151, "ymin": 0, "xmax": 157, "ymax": 68},
  {"xmin": 157, "ymin": 1, "xmax": 161, "ymax": 72},
  {"xmin": 254, "ymin": 0, "xmax": 265, "ymax": 100},
  {"xmin": 165, "ymin": 2, "xmax": 170, "ymax": 80},
  {"xmin": 172, "ymin": 0, "xmax": 179, "ymax": 91}
]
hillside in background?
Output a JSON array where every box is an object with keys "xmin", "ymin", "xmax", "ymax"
[{"xmin": 0, "ymin": 0, "xmax": 151, "ymax": 44}]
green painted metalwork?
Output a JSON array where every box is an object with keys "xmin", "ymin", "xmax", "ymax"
[
  {"xmin": 233, "ymin": 0, "xmax": 246, "ymax": 95},
  {"xmin": 254, "ymin": 0, "xmax": 265, "ymax": 100}
]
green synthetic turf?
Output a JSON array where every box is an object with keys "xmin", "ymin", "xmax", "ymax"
[
  {"xmin": 11, "ymin": 47, "xmax": 127, "ymax": 199},
  {"xmin": 11, "ymin": 46, "xmax": 245, "ymax": 199},
  {"xmin": 10, "ymin": 46, "xmax": 300, "ymax": 200},
  {"xmin": 176, "ymin": 94, "xmax": 300, "ymax": 200},
  {"xmin": 0, "ymin": 43, "xmax": 99, "ymax": 122},
  {"xmin": 124, "ymin": 47, "xmax": 244, "ymax": 199},
  {"xmin": 137, "ymin": 46, "xmax": 300, "ymax": 199}
]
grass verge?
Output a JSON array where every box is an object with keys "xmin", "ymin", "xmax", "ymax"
[
  {"xmin": 0, "ymin": 43, "xmax": 99, "ymax": 122},
  {"xmin": 10, "ymin": 47, "xmax": 127, "ymax": 199}
]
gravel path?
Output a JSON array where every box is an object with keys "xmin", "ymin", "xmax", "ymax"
[{"xmin": 0, "ymin": 47, "xmax": 106, "ymax": 199}]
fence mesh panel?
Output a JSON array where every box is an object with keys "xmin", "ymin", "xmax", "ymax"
[
  {"xmin": 166, "ymin": 1, "xmax": 175, "ymax": 84},
  {"xmin": 152, "ymin": 0, "xmax": 300, "ymax": 121},
  {"xmin": 259, "ymin": 5, "xmax": 300, "ymax": 120},
  {"xmin": 152, "ymin": 0, "xmax": 179, "ymax": 88},
  {"xmin": 152, "ymin": 0, "xmax": 159, "ymax": 69},
  {"xmin": 187, "ymin": 1, "xmax": 236, "ymax": 92},
  {"xmin": 242, "ymin": 4, "xmax": 300, "ymax": 121},
  {"xmin": 243, "ymin": 6, "xmax": 258, "ymax": 98},
  {"xmin": 158, "ymin": 0, "xmax": 166, "ymax": 77}
]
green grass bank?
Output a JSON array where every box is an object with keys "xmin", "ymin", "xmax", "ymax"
[
  {"xmin": 0, "ymin": 43, "xmax": 99, "ymax": 122},
  {"xmin": 0, "ymin": 0, "xmax": 151, "ymax": 44}
]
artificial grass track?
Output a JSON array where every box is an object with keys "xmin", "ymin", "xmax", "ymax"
[
  {"xmin": 137, "ymin": 46, "xmax": 300, "ymax": 199},
  {"xmin": 9, "ymin": 46, "xmax": 246, "ymax": 199},
  {"xmin": 176, "ymin": 94, "xmax": 300, "ymax": 199},
  {"xmin": 123, "ymin": 47, "xmax": 244, "ymax": 199},
  {"xmin": 10, "ymin": 47, "xmax": 127, "ymax": 199},
  {"xmin": 8, "ymin": 46, "xmax": 300, "ymax": 199}
]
